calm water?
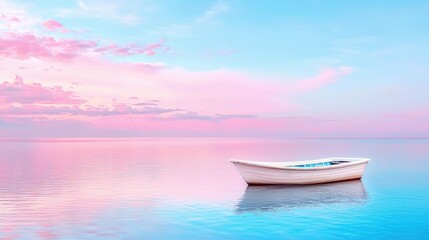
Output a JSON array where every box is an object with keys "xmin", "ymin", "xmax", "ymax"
[{"xmin": 0, "ymin": 138, "xmax": 428, "ymax": 239}]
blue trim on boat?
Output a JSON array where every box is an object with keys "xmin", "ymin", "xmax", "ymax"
[{"xmin": 292, "ymin": 161, "xmax": 349, "ymax": 168}]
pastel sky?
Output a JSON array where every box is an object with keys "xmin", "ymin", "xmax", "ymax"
[{"xmin": 0, "ymin": 0, "xmax": 428, "ymax": 137}]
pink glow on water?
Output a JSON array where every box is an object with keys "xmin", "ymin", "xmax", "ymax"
[
  {"xmin": 0, "ymin": 138, "xmax": 428, "ymax": 238},
  {"xmin": 0, "ymin": 138, "xmax": 361, "ymax": 222}
]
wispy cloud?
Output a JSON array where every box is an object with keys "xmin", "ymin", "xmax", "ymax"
[
  {"xmin": 196, "ymin": 2, "xmax": 229, "ymax": 23},
  {"xmin": 1, "ymin": 14, "xmax": 21, "ymax": 23},
  {"xmin": 54, "ymin": 0, "xmax": 145, "ymax": 25},
  {"xmin": 0, "ymin": 0, "xmax": 42, "ymax": 32},
  {"xmin": 0, "ymin": 104, "xmax": 182, "ymax": 116},
  {"xmin": 154, "ymin": 1, "xmax": 230, "ymax": 36},
  {"xmin": 77, "ymin": 0, "xmax": 139, "ymax": 25},
  {"xmin": 292, "ymin": 66, "xmax": 353, "ymax": 92},
  {"xmin": 162, "ymin": 111, "xmax": 254, "ymax": 121}
]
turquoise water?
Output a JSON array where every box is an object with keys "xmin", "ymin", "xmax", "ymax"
[{"xmin": 0, "ymin": 138, "xmax": 428, "ymax": 239}]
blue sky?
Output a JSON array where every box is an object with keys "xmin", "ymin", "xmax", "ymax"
[{"xmin": 22, "ymin": 0, "xmax": 429, "ymax": 73}]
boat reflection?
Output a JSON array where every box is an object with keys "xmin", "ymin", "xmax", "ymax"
[{"xmin": 236, "ymin": 180, "xmax": 368, "ymax": 213}]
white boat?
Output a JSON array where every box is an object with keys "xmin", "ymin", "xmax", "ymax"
[{"xmin": 230, "ymin": 157, "xmax": 370, "ymax": 185}]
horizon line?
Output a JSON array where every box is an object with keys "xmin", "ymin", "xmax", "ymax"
[{"xmin": 1, "ymin": 136, "xmax": 429, "ymax": 142}]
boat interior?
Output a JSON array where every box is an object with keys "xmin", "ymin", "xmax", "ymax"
[{"xmin": 292, "ymin": 160, "xmax": 350, "ymax": 168}]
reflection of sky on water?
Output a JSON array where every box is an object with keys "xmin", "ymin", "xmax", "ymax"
[
  {"xmin": 0, "ymin": 138, "xmax": 428, "ymax": 239},
  {"xmin": 236, "ymin": 180, "xmax": 367, "ymax": 213}
]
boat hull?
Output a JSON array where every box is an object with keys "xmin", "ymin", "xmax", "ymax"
[{"xmin": 232, "ymin": 159, "xmax": 369, "ymax": 185}]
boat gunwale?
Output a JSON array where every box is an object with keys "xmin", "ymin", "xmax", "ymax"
[{"xmin": 230, "ymin": 157, "xmax": 370, "ymax": 171}]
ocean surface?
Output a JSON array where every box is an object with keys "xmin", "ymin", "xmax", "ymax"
[{"xmin": 0, "ymin": 138, "xmax": 428, "ymax": 239}]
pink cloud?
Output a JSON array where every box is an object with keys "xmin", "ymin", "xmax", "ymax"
[
  {"xmin": 0, "ymin": 33, "xmax": 97, "ymax": 61},
  {"xmin": 0, "ymin": 75, "xmax": 85, "ymax": 104},
  {"xmin": 0, "ymin": 75, "xmax": 182, "ymax": 117},
  {"xmin": 0, "ymin": 33, "xmax": 167, "ymax": 62},
  {"xmin": 0, "ymin": 14, "xmax": 21, "ymax": 22},
  {"xmin": 42, "ymin": 19, "xmax": 68, "ymax": 33},
  {"xmin": 142, "ymin": 39, "xmax": 166, "ymax": 56},
  {"xmin": 292, "ymin": 66, "xmax": 353, "ymax": 92},
  {"xmin": 94, "ymin": 39, "xmax": 166, "ymax": 56}
]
